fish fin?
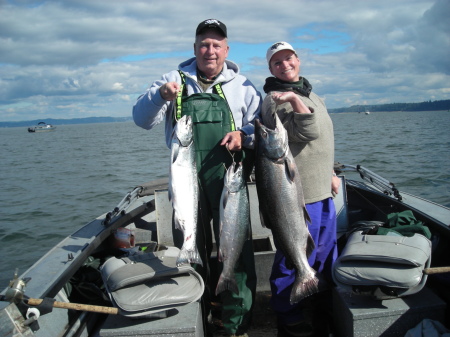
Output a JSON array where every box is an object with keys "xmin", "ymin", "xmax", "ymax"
[
  {"xmin": 259, "ymin": 208, "xmax": 272, "ymax": 229},
  {"xmin": 176, "ymin": 246, "xmax": 203, "ymax": 267},
  {"xmin": 290, "ymin": 272, "xmax": 319, "ymax": 305},
  {"xmin": 306, "ymin": 233, "xmax": 316, "ymax": 258},
  {"xmin": 246, "ymin": 219, "xmax": 252, "ymax": 240},
  {"xmin": 218, "ymin": 220, "xmax": 223, "ymax": 238},
  {"xmin": 222, "ymin": 190, "xmax": 229, "ymax": 209},
  {"xmin": 215, "ymin": 274, "xmax": 239, "ymax": 296},
  {"xmin": 217, "ymin": 247, "xmax": 223, "ymax": 262},
  {"xmin": 285, "ymin": 256, "xmax": 295, "ymax": 270},
  {"xmin": 302, "ymin": 206, "xmax": 315, "ymax": 258},
  {"xmin": 173, "ymin": 214, "xmax": 183, "ymax": 230},
  {"xmin": 303, "ymin": 206, "xmax": 312, "ymax": 225},
  {"xmin": 285, "ymin": 157, "xmax": 296, "ymax": 182},
  {"xmin": 168, "ymin": 186, "xmax": 172, "ymax": 202},
  {"xmin": 171, "ymin": 143, "xmax": 179, "ymax": 163}
]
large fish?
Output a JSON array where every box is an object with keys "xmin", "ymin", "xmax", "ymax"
[
  {"xmin": 216, "ymin": 161, "xmax": 251, "ymax": 295},
  {"xmin": 168, "ymin": 115, "xmax": 202, "ymax": 267},
  {"xmin": 254, "ymin": 113, "xmax": 319, "ymax": 304}
]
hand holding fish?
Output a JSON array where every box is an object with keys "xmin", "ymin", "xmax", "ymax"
[
  {"xmin": 220, "ymin": 131, "xmax": 244, "ymax": 151},
  {"xmin": 160, "ymin": 82, "xmax": 181, "ymax": 101},
  {"xmin": 271, "ymin": 91, "xmax": 311, "ymax": 114}
]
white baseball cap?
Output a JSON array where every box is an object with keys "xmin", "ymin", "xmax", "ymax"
[{"xmin": 266, "ymin": 41, "xmax": 296, "ymax": 65}]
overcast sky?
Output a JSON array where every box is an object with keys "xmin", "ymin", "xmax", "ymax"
[{"xmin": 1, "ymin": 0, "xmax": 449, "ymax": 122}]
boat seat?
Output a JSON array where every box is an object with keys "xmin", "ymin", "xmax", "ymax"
[
  {"xmin": 333, "ymin": 230, "xmax": 432, "ymax": 300},
  {"xmin": 153, "ymin": 184, "xmax": 276, "ymax": 293},
  {"xmin": 335, "ymin": 176, "xmax": 349, "ymax": 238}
]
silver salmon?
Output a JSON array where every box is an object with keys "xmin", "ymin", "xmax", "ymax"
[
  {"xmin": 169, "ymin": 115, "xmax": 202, "ymax": 267},
  {"xmin": 216, "ymin": 161, "xmax": 251, "ymax": 295},
  {"xmin": 254, "ymin": 113, "xmax": 319, "ymax": 304}
]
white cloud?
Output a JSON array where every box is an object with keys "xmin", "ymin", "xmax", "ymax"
[
  {"xmin": 112, "ymin": 83, "xmax": 124, "ymax": 91},
  {"xmin": 0, "ymin": 0, "xmax": 448, "ymax": 121}
]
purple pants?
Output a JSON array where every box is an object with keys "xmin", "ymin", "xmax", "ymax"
[{"xmin": 269, "ymin": 197, "xmax": 337, "ymax": 325}]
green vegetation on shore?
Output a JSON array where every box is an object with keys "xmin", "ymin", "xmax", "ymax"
[
  {"xmin": 328, "ymin": 99, "xmax": 450, "ymax": 113},
  {"xmin": 1, "ymin": 100, "xmax": 449, "ymax": 128}
]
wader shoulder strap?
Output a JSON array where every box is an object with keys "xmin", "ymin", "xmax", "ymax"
[
  {"xmin": 175, "ymin": 71, "xmax": 187, "ymax": 121},
  {"xmin": 174, "ymin": 71, "xmax": 235, "ymax": 131}
]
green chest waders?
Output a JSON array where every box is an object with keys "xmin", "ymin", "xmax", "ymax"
[
  {"xmin": 174, "ymin": 73, "xmax": 245, "ymax": 227},
  {"xmin": 174, "ymin": 73, "xmax": 256, "ymax": 335}
]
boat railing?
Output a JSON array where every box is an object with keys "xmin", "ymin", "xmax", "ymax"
[
  {"xmin": 103, "ymin": 186, "xmax": 144, "ymax": 225},
  {"xmin": 335, "ymin": 163, "xmax": 402, "ymax": 201}
]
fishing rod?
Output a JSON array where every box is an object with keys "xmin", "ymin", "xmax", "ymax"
[
  {"xmin": 336, "ymin": 163, "xmax": 403, "ymax": 201},
  {"xmin": 1, "ymin": 269, "xmax": 118, "ymax": 330},
  {"xmin": 103, "ymin": 185, "xmax": 143, "ymax": 225}
]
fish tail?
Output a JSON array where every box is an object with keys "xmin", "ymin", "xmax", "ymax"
[
  {"xmin": 176, "ymin": 246, "xmax": 203, "ymax": 267},
  {"xmin": 215, "ymin": 274, "xmax": 239, "ymax": 296},
  {"xmin": 289, "ymin": 273, "xmax": 320, "ymax": 305}
]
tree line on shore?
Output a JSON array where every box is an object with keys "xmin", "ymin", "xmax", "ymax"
[
  {"xmin": 328, "ymin": 99, "xmax": 450, "ymax": 113},
  {"xmin": 2, "ymin": 99, "xmax": 449, "ymax": 128}
]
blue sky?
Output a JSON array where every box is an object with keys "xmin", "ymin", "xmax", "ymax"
[{"xmin": 0, "ymin": 0, "xmax": 449, "ymax": 122}]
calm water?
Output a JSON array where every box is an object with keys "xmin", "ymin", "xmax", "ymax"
[{"xmin": 1, "ymin": 110, "xmax": 449, "ymax": 288}]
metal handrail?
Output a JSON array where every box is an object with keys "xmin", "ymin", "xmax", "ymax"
[
  {"xmin": 103, "ymin": 186, "xmax": 143, "ymax": 225},
  {"xmin": 335, "ymin": 163, "xmax": 402, "ymax": 201}
]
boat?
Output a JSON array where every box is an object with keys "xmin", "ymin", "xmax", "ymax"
[
  {"xmin": 1, "ymin": 163, "xmax": 449, "ymax": 337},
  {"xmin": 27, "ymin": 122, "xmax": 56, "ymax": 133},
  {"xmin": 365, "ymin": 110, "xmax": 370, "ymax": 115}
]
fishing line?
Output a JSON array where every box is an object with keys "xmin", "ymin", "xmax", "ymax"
[
  {"xmin": 225, "ymin": 143, "xmax": 236, "ymax": 165},
  {"xmin": 346, "ymin": 184, "xmax": 388, "ymax": 217}
]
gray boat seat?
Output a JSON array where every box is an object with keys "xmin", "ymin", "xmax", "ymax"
[{"xmin": 333, "ymin": 230, "xmax": 432, "ymax": 300}]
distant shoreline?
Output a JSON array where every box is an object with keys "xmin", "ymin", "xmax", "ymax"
[
  {"xmin": 0, "ymin": 116, "xmax": 133, "ymax": 128},
  {"xmin": 327, "ymin": 99, "xmax": 449, "ymax": 114},
  {"xmin": 330, "ymin": 109, "xmax": 450, "ymax": 114},
  {"xmin": 1, "ymin": 99, "xmax": 449, "ymax": 128}
]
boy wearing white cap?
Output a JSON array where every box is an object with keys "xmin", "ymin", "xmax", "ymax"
[{"xmin": 262, "ymin": 41, "xmax": 340, "ymax": 337}]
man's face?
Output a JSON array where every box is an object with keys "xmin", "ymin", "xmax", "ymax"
[
  {"xmin": 194, "ymin": 30, "xmax": 229, "ymax": 79},
  {"xmin": 269, "ymin": 50, "xmax": 300, "ymax": 82}
]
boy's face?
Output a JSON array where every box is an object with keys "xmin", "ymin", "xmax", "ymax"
[{"xmin": 269, "ymin": 50, "xmax": 300, "ymax": 82}]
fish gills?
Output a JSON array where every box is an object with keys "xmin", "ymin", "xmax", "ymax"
[
  {"xmin": 169, "ymin": 115, "xmax": 202, "ymax": 267},
  {"xmin": 216, "ymin": 162, "xmax": 251, "ymax": 295},
  {"xmin": 254, "ymin": 113, "xmax": 319, "ymax": 304}
]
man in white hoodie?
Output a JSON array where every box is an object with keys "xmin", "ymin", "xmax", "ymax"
[{"xmin": 133, "ymin": 19, "xmax": 261, "ymax": 337}]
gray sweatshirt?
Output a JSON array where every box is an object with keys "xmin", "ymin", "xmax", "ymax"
[
  {"xmin": 261, "ymin": 91, "xmax": 334, "ymax": 204},
  {"xmin": 133, "ymin": 57, "xmax": 261, "ymax": 149}
]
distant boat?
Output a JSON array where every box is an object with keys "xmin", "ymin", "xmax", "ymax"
[
  {"xmin": 27, "ymin": 122, "xmax": 56, "ymax": 133},
  {"xmin": 365, "ymin": 110, "xmax": 370, "ymax": 115}
]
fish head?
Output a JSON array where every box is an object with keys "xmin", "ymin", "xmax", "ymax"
[
  {"xmin": 255, "ymin": 114, "xmax": 289, "ymax": 161},
  {"xmin": 172, "ymin": 115, "xmax": 193, "ymax": 147},
  {"xmin": 224, "ymin": 162, "xmax": 245, "ymax": 193}
]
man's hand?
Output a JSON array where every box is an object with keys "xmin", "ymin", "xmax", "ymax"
[
  {"xmin": 220, "ymin": 131, "xmax": 245, "ymax": 151},
  {"xmin": 160, "ymin": 82, "xmax": 181, "ymax": 101}
]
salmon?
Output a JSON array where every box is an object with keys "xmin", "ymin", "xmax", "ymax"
[
  {"xmin": 169, "ymin": 115, "xmax": 202, "ymax": 267},
  {"xmin": 216, "ymin": 162, "xmax": 251, "ymax": 295},
  {"xmin": 254, "ymin": 113, "xmax": 319, "ymax": 304}
]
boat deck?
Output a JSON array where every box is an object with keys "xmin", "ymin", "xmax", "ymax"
[{"xmin": 1, "ymin": 175, "xmax": 449, "ymax": 337}]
